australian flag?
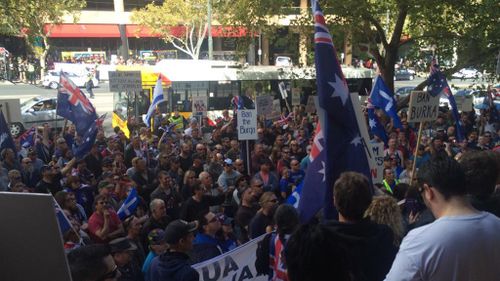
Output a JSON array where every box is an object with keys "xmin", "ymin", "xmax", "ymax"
[
  {"xmin": 302, "ymin": 0, "xmax": 371, "ymax": 221},
  {"xmin": 117, "ymin": 188, "xmax": 139, "ymax": 220},
  {"xmin": 427, "ymin": 59, "xmax": 465, "ymax": 142},
  {"xmin": 0, "ymin": 110, "xmax": 16, "ymax": 153},
  {"xmin": 369, "ymin": 75, "xmax": 402, "ymax": 129},
  {"xmin": 56, "ymin": 72, "xmax": 97, "ymax": 136},
  {"xmin": 73, "ymin": 114, "xmax": 104, "ymax": 159},
  {"xmin": 367, "ymin": 101, "xmax": 388, "ymax": 144},
  {"xmin": 18, "ymin": 126, "xmax": 36, "ymax": 148}
]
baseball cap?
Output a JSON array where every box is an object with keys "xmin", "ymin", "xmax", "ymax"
[
  {"xmin": 147, "ymin": 229, "xmax": 166, "ymax": 245},
  {"xmin": 224, "ymin": 158, "xmax": 233, "ymax": 166},
  {"xmin": 164, "ymin": 220, "xmax": 198, "ymax": 244},
  {"xmin": 109, "ymin": 237, "xmax": 137, "ymax": 253}
]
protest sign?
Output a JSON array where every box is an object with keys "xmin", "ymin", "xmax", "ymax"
[
  {"xmin": 305, "ymin": 95, "xmax": 316, "ymax": 113},
  {"xmin": 237, "ymin": 109, "xmax": 258, "ymax": 140},
  {"xmin": 270, "ymin": 99, "xmax": 282, "ymax": 120},
  {"xmin": 407, "ymin": 91, "xmax": 440, "ymax": 122},
  {"xmin": 256, "ymin": 95, "xmax": 273, "ymax": 117},
  {"xmin": 368, "ymin": 142, "xmax": 385, "ymax": 184},
  {"xmin": 454, "ymin": 95, "xmax": 473, "ymax": 112},
  {"xmin": 193, "ymin": 234, "xmax": 267, "ymax": 281},
  {"xmin": 108, "ymin": 71, "xmax": 142, "ymax": 92},
  {"xmin": 292, "ymin": 88, "xmax": 301, "ymax": 106},
  {"xmin": 278, "ymin": 82, "xmax": 288, "ymax": 99}
]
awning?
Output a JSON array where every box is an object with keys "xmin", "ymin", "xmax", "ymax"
[{"xmin": 46, "ymin": 24, "xmax": 251, "ymax": 38}]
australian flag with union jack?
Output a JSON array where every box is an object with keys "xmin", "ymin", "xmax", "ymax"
[
  {"xmin": 56, "ymin": 72, "xmax": 97, "ymax": 136},
  {"xmin": 298, "ymin": 0, "xmax": 371, "ymax": 221}
]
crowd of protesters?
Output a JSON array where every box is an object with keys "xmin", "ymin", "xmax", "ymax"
[{"xmin": 2, "ymin": 82, "xmax": 500, "ymax": 281}]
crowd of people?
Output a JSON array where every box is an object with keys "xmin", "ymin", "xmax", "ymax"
[{"xmin": 1, "ymin": 85, "xmax": 499, "ymax": 281}]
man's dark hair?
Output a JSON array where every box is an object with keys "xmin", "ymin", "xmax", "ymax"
[
  {"xmin": 417, "ymin": 155, "xmax": 466, "ymax": 200},
  {"xmin": 285, "ymin": 223, "xmax": 352, "ymax": 281},
  {"xmin": 460, "ymin": 150, "xmax": 500, "ymax": 199},
  {"xmin": 274, "ymin": 204, "xmax": 299, "ymax": 237},
  {"xmin": 67, "ymin": 244, "xmax": 111, "ymax": 281},
  {"xmin": 333, "ymin": 172, "xmax": 372, "ymax": 221}
]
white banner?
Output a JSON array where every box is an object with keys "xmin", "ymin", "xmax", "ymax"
[
  {"xmin": 408, "ymin": 91, "xmax": 440, "ymax": 122},
  {"xmin": 192, "ymin": 234, "xmax": 267, "ymax": 281},
  {"xmin": 256, "ymin": 95, "xmax": 274, "ymax": 117}
]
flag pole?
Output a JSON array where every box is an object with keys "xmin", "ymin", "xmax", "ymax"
[{"xmin": 410, "ymin": 121, "xmax": 425, "ymax": 185}]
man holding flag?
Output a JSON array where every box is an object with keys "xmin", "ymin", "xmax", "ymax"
[
  {"xmin": 143, "ymin": 74, "xmax": 166, "ymax": 128},
  {"xmin": 296, "ymin": 0, "xmax": 372, "ymax": 222},
  {"xmin": 369, "ymin": 75, "xmax": 403, "ymax": 130},
  {"xmin": 427, "ymin": 59, "xmax": 465, "ymax": 142}
]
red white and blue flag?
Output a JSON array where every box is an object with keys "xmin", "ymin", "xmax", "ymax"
[
  {"xmin": 18, "ymin": 126, "xmax": 36, "ymax": 148},
  {"xmin": 427, "ymin": 59, "xmax": 465, "ymax": 142},
  {"xmin": 56, "ymin": 72, "xmax": 97, "ymax": 136},
  {"xmin": 297, "ymin": 0, "xmax": 371, "ymax": 221},
  {"xmin": 367, "ymin": 100, "xmax": 388, "ymax": 144}
]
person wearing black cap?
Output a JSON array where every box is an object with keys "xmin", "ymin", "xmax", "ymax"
[
  {"xmin": 109, "ymin": 237, "xmax": 142, "ymax": 281},
  {"xmin": 149, "ymin": 219, "xmax": 199, "ymax": 281}
]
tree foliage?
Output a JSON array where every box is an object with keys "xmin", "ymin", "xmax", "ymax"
[{"xmin": 131, "ymin": 0, "xmax": 210, "ymax": 59}]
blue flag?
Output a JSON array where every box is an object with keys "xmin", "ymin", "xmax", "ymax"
[
  {"xmin": 369, "ymin": 75, "xmax": 402, "ymax": 129},
  {"xmin": 305, "ymin": 0, "xmax": 372, "ymax": 221},
  {"xmin": 53, "ymin": 198, "xmax": 72, "ymax": 235},
  {"xmin": 72, "ymin": 115, "xmax": 104, "ymax": 159},
  {"xmin": 117, "ymin": 188, "xmax": 139, "ymax": 220},
  {"xmin": 427, "ymin": 60, "xmax": 465, "ymax": 142},
  {"xmin": 143, "ymin": 75, "xmax": 165, "ymax": 127},
  {"xmin": 19, "ymin": 126, "xmax": 36, "ymax": 148},
  {"xmin": 286, "ymin": 180, "xmax": 303, "ymax": 208},
  {"xmin": 0, "ymin": 110, "xmax": 17, "ymax": 153},
  {"xmin": 56, "ymin": 72, "xmax": 97, "ymax": 136},
  {"xmin": 367, "ymin": 103, "xmax": 388, "ymax": 144}
]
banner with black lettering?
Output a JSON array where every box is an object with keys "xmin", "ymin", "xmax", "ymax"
[{"xmin": 192, "ymin": 234, "xmax": 267, "ymax": 281}]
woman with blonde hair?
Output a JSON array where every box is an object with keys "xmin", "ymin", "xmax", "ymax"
[{"xmin": 364, "ymin": 195, "xmax": 404, "ymax": 246}]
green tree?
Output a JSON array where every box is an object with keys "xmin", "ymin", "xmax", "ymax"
[
  {"xmin": 0, "ymin": 0, "xmax": 85, "ymax": 77},
  {"xmin": 131, "ymin": 0, "xmax": 210, "ymax": 60}
]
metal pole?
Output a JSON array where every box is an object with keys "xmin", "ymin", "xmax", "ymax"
[
  {"xmin": 246, "ymin": 140, "xmax": 251, "ymax": 176},
  {"xmin": 207, "ymin": 0, "xmax": 213, "ymax": 60}
]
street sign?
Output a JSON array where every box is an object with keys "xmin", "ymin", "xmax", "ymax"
[
  {"xmin": 237, "ymin": 109, "xmax": 258, "ymax": 140},
  {"xmin": 408, "ymin": 91, "xmax": 440, "ymax": 122},
  {"xmin": 108, "ymin": 71, "xmax": 142, "ymax": 92}
]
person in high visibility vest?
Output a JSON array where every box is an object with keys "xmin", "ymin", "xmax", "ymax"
[
  {"xmin": 168, "ymin": 109, "xmax": 186, "ymax": 131},
  {"xmin": 382, "ymin": 168, "xmax": 399, "ymax": 195}
]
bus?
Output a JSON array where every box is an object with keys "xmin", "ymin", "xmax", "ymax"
[{"xmin": 112, "ymin": 60, "xmax": 375, "ymax": 137}]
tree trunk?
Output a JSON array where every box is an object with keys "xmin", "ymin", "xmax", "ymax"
[
  {"xmin": 381, "ymin": 45, "xmax": 398, "ymax": 92},
  {"xmin": 40, "ymin": 35, "xmax": 50, "ymax": 79}
]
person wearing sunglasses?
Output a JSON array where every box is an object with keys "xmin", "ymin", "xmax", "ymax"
[
  {"xmin": 191, "ymin": 211, "xmax": 223, "ymax": 264},
  {"xmin": 87, "ymin": 194, "xmax": 125, "ymax": 244},
  {"xmin": 249, "ymin": 192, "xmax": 279, "ymax": 239},
  {"xmin": 68, "ymin": 244, "xmax": 121, "ymax": 281}
]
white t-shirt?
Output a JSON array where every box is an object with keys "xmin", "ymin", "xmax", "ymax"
[{"xmin": 385, "ymin": 212, "xmax": 500, "ymax": 281}]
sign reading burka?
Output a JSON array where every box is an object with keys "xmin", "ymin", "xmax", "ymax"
[
  {"xmin": 108, "ymin": 71, "xmax": 142, "ymax": 92},
  {"xmin": 408, "ymin": 91, "xmax": 440, "ymax": 122},
  {"xmin": 192, "ymin": 234, "xmax": 267, "ymax": 281},
  {"xmin": 237, "ymin": 109, "xmax": 258, "ymax": 140}
]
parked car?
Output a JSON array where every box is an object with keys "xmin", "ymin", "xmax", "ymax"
[
  {"xmin": 42, "ymin": 71, "xmax": 99, "ymax": 89},
  {"xmin": 395, "ymin": 86, "xmax": 415, "ymax": 99},
  {"xmin": 451, "ymin": 68, "xmax": 482, "ymax": 79},
  {"xmin": 9, "ymin": 96, "xmax": 66, "ymax": 137},
  {"xmin": 275, "ymin": 56, "xmax": 293, "ymax": 67},
  {"xmin": 394, "ymin": 69, "xmax": 414, "ymax": 81}
]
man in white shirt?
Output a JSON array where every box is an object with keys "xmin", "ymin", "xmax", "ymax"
[{"xmin": 384, "ymin": 156, "xmax": 500, "ymax": 281}]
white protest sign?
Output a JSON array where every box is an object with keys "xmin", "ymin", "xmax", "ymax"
[
  {"xmin": 454, "ymin": 95, "xmax": 473, "ymax": 112},
  {"xmin": 108, "ymin": 71, "xmax": 142, "ymax": 92},
  {"xmin": 278, "ymin": 82, "xmax": 288, "ymax": 99},
  {"xmin": 292, "ymin": 88, "xmax": 301, "ymax": 106},
  {"xmin": 237, "ymin": 109, "xmax": 258, "ymax": 140},
  {"xmin": 407, "ymin": 91, "xmax": 440, "ymax": 122},
  {"xmin": 305, "ymin": 95, "xmax": 316, "ymax": 113},
  {"xmin": 193, "ymin": 234, "xmax": 267, "ymax": 281},
  {"xmin": 270, "ymin": 99, "xmax": 282, "ymax": 120},
  {"xmin": 192, "ymin": 95, "xmax": 208, "ymax": 115},
  {"xmin": 368, "ymin": 142, "xmax": 385, "ymax": 184},
  {"xmin": 256, "ymin": 95, "xmax": 273, "ymax": 117}
]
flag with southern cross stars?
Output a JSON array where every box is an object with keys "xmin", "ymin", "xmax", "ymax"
[
  {"xmin": 427, "ymin": 59, "xmax": 465, "ymax": 142},
  {"xmin": 367, "ymin": 100, "xmax": 388, "ymax": 145},
  {"xmin": 0, "ymin": 110, "xmax": 17, "ymax": 153},
  {"xmin": 369, "ymin": 75, "xmax": 402, "ymax": 129},
  {"xmin": 304, "ymin": 0, "xmax": 371, "ymax": 221},
  {"xmin": 56, "ymin": 71, "xmax": 97, "ymax": 136},
  {"xmin": 72, "ymin": 114, "xmax": 105, "ymax": 159}
]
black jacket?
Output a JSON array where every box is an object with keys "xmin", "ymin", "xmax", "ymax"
[
  {"xmin": 149, "ymin": 251, "xmax": 199, "ymax": 281},
  {"xmin": 324, "ymin": 220, "xmax": 398, "ymax": 281}
]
